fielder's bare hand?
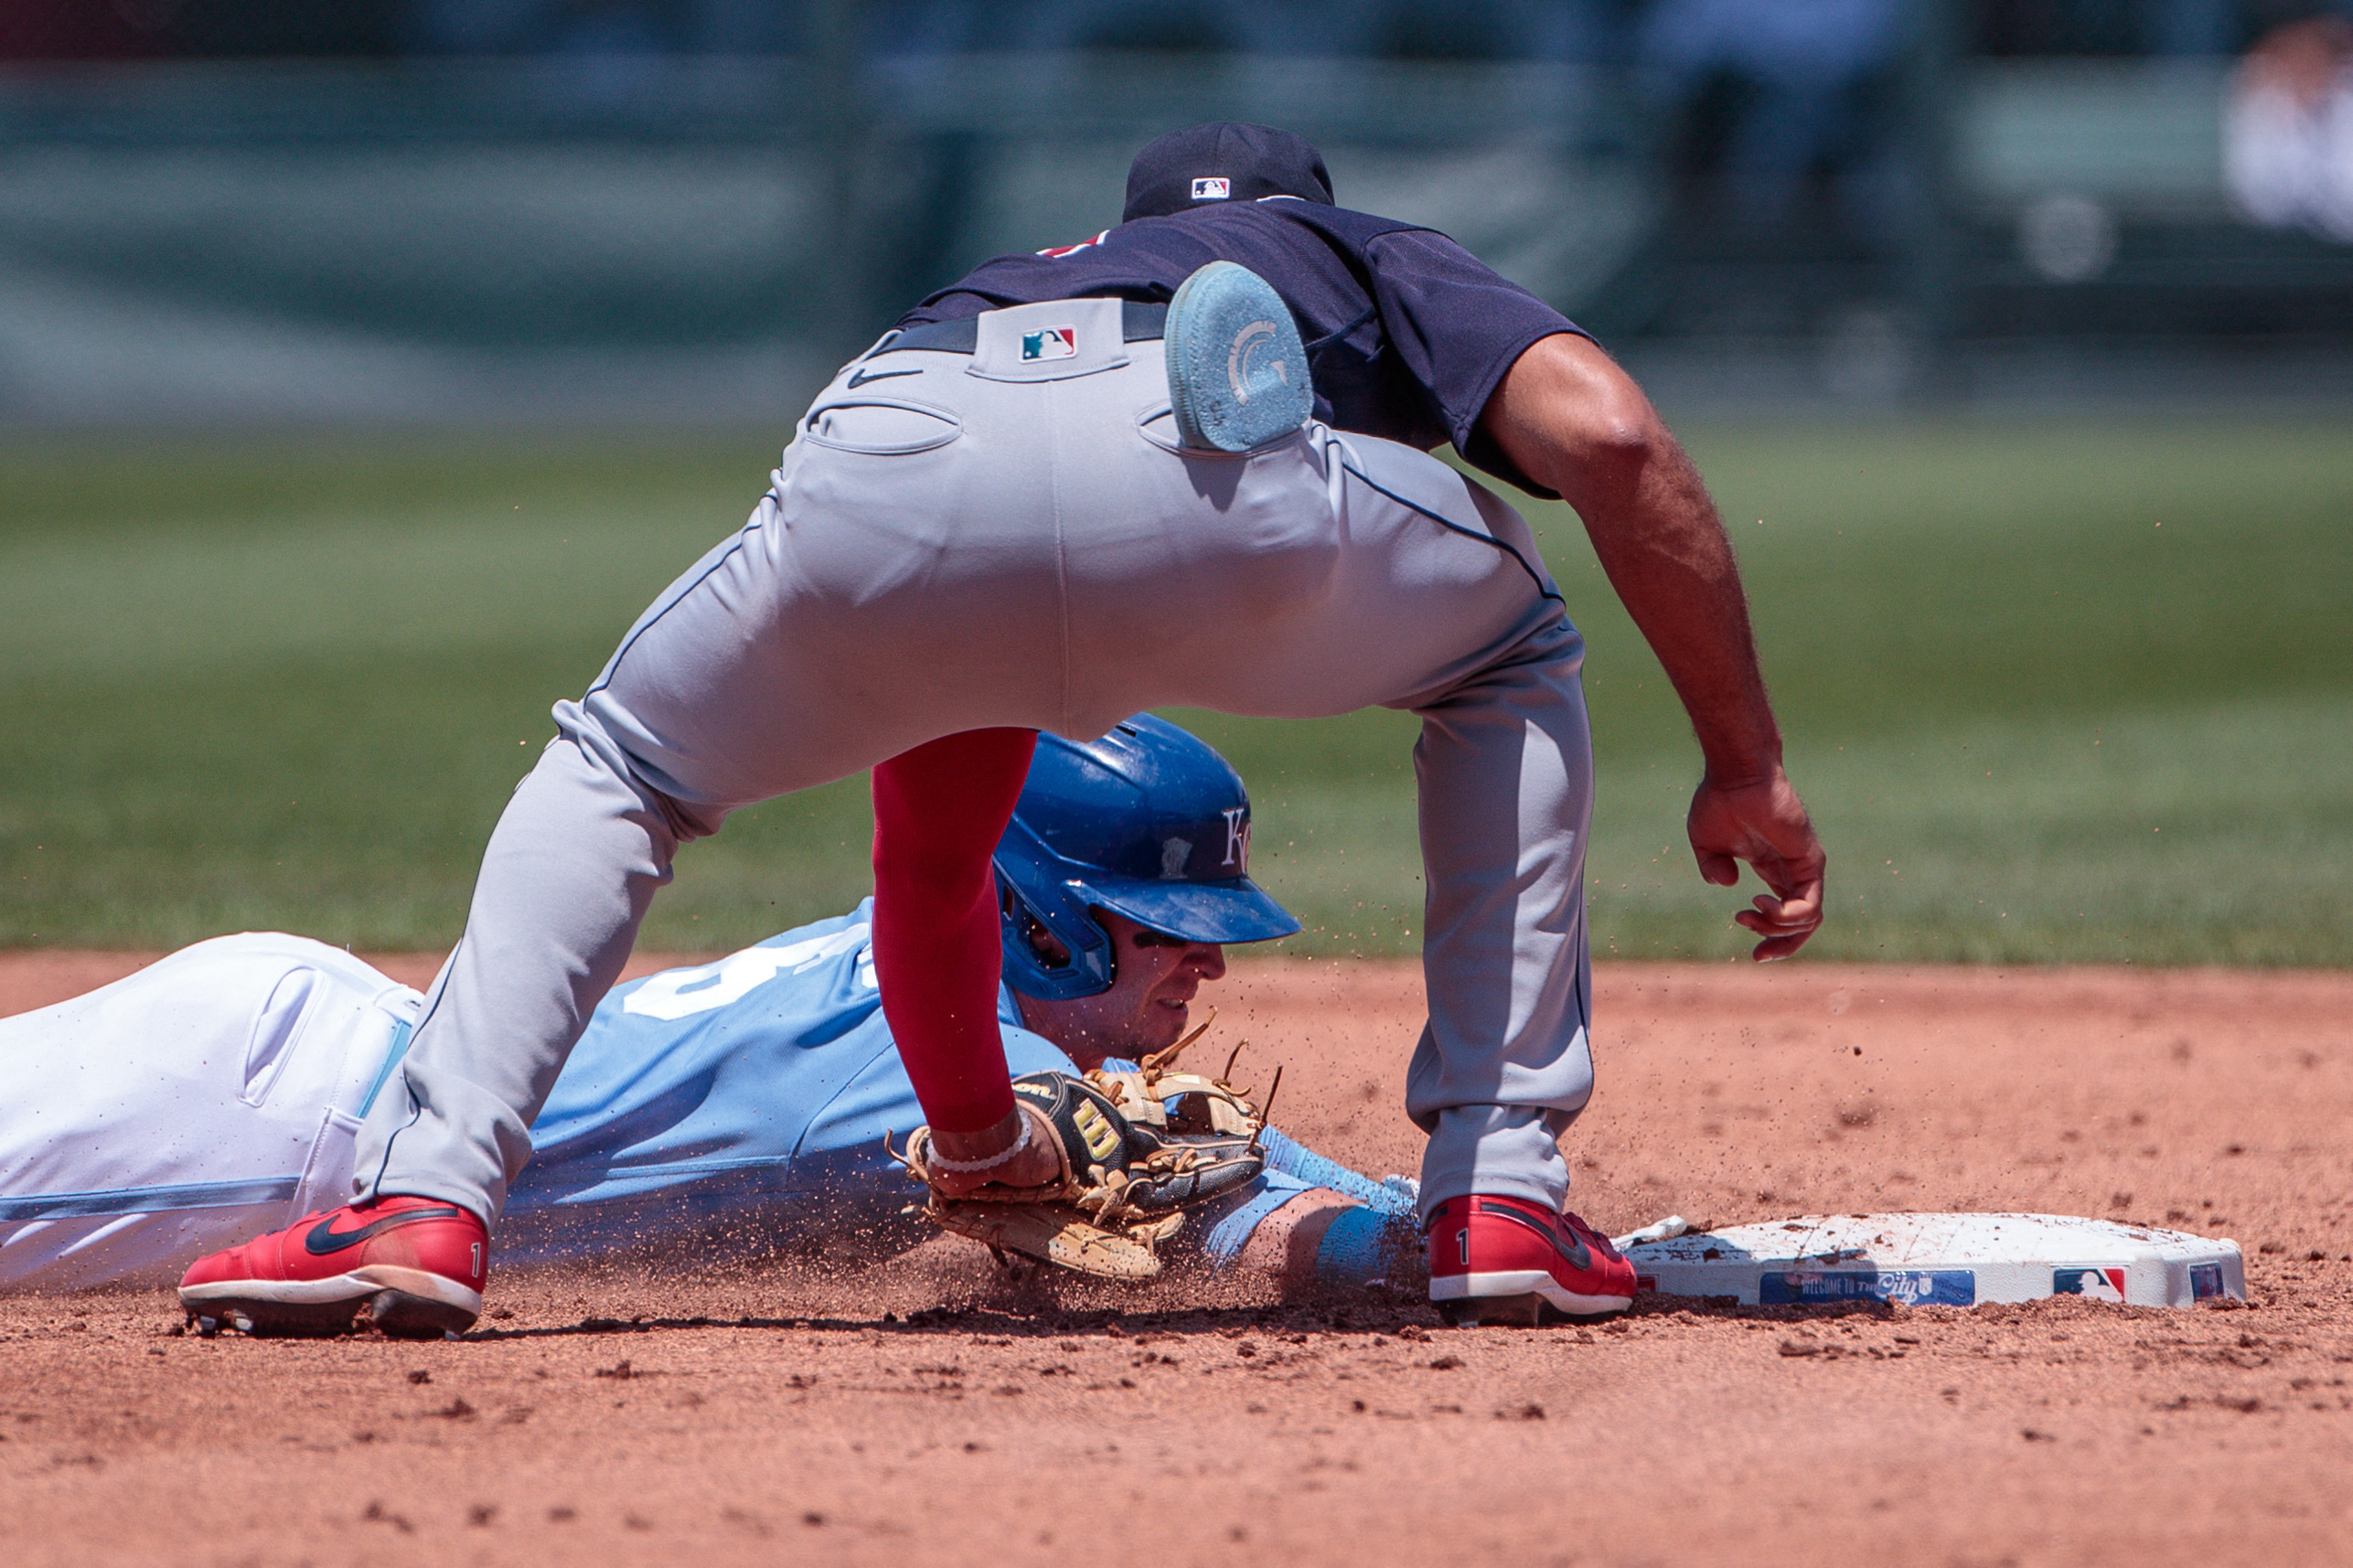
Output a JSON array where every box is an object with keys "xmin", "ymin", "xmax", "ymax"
[{"xmin": 1687, "ymin": 766, "xmax": 1825, "ymax": 962}]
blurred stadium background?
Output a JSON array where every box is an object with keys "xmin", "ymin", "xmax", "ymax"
[{"xmin": 3, "ymin": 0, "xmax": 2348, "ymax": 964}]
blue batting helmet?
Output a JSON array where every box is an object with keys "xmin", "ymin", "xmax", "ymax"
[{"xmin": 995, "ymin": 715, "xmax": 1299, "ymax": 999}]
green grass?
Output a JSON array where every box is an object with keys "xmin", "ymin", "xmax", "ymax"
[{"xmin": 3, "ymin": 420, "xmax": 2348, "ymax": 963}]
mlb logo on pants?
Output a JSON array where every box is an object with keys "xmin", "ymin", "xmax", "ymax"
[
  {"xmin": 1191, "ymin": 177, "xmax": 1231, "ymax": 200},
  {"xmin": 1021, "ymin": 327, "xmax": 1078, "ymax": 361}
]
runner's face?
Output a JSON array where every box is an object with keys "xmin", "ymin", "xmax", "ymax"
[{"xmin": 1015, "ymin": 909, "xmax": 1225, "ymax": 1070}]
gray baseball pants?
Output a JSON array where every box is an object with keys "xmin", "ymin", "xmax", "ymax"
[{"xmin": 353, "ymin": 297, "xmax": 1596, "ymax": 1228}]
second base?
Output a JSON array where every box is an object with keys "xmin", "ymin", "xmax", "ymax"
[{"xmin": 1623, "ymin": 1212, "xmax": 2245, "ymax": 1308}]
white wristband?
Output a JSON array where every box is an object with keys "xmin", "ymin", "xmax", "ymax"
[{"xmin": 923, "ymin": 1113, "xmax": 1034, "ymax": 1175}]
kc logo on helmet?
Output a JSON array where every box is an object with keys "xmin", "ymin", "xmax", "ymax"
[
  {"xmin": 1021, "ymin": 326, "xmax": 1077, "ymax": 361},
  {"xmin": 1191, "ymin": 177, "xmax": 1231, "ymax": 201}
]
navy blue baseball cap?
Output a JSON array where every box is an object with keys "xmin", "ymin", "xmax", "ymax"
[{"xmin": 1123, "ymin": 123, "xmax": 1335, "ymax": 223}]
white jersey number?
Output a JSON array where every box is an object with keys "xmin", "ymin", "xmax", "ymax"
[{"xmin": 621, "ymin": 923, "xmax": 873, "ymax": 1021}]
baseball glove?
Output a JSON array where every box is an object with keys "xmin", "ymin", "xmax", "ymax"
[{"xmin": 891, "ymin": 1019, "xmax": 1278, "ymax": 1280}]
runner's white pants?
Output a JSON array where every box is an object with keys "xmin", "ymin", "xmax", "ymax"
[
  {"xmin": 0, "ymin": 936, "xmax": 415, "ymax": 1290},
  {"xmin": 358, "ymin": 297, "xmax": 1598, "ymax": 1228}
]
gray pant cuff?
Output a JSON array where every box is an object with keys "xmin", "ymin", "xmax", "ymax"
[
  {"xmin": 1418, "ymin": 1170, "xmax": 1562, "ymax": 1220},
  {"xmin": 1416, "ymin": 1104, "xmax": 1570, "ymax": 1224}
]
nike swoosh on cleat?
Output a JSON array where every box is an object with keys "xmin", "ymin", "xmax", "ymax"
[
  {"xmin": 846, "ymin": 366, "xmax": 923, "ymax": 388},
  {"xmin": 1477, "ymin": 1200, "xmax": 1592, "ymax": 1272},
  {"xmin": 304, "ymin": 1205, "xmax": 468, "ymax": 1256}
]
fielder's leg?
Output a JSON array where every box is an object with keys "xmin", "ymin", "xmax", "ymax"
[
  {"xmin": 187, "ymin": 716, "xmax": 711, "ymax": 1335},
  {"xmin": 350, "ymin": 718, "xmax": 704, "ymax": 1223},
  {"xmin": 1404, "ymin": 618, "xmax": 1636, "ymax": 1321},
  {"xmin": 1405, "ymin": 615, "xmax": 1594, "ymax": 1213}
]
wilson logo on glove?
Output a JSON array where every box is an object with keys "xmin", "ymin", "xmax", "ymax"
[
  {"xmin": 1072, "ymin": 1099, "xmax": 1122, "ymax": 1163},
  {"xmin": 892, "ymin": 1016, "xmax": 1276, "ymax": 1279}
]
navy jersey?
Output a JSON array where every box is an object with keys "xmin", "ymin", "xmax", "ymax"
[{"xmin": 898, "ymin": 200, "xmax": 1587, "ymax": 497}]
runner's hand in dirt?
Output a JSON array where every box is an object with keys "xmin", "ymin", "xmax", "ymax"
[{"xmin": 1687, "ymin": 767, "xmax": 1825, "ymax": 962}]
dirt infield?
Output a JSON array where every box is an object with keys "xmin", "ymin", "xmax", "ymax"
[{"xmin": 5, "ymin": 954, "xmax": 2351, "ymax": 1567}]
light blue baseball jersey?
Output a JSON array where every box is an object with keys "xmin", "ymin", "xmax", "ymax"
[
  {"xmin": 498, "ymin": 901, "xmax": 1075, "ymax": 1264},
  {"xmin": 497, "ymin": 900, "xmax": 1415, "ymax": 1271}
]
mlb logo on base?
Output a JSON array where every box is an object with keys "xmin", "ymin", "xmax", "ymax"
[
  {"xmin": 2053, "ymin": 1267, "xmax": 2128, "ymax": 1302},
  {"xmin": 1021, "ymin": 326, "xmax": 1078, "ymax": 361},
  {"xmin": 1191, "ymin": 176, "xmax": 1231, "ymax": 200}
]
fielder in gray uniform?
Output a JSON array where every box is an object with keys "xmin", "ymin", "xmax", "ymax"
[{"xmin": 182, "ymin": 121, "xmax": 1825, "ymax": 1333}]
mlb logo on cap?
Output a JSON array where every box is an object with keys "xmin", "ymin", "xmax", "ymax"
[
  {"xmin": 1191, "ymin": 177, "xmax": 1231, "ymax": 201},
  {"xmin": 1021, "ymin": 326, "xmax": 1078, "ymax": 361}
]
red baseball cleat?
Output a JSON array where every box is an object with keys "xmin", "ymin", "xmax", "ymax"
[
  {"xmin": 177, "ymin": 1195, "xmax": 487, "ymax": 1339},
  {"xmin": 1426, "ymin": 1194, "xmax": 1637, "ymax": 1325}
]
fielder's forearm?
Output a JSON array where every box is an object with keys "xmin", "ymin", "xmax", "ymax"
[
  {"xmin": 1484, "ymin": 334, "xmax": 1785, "ymax": 782},
  {"xmin": 1571, "ymin": 449, "xmax": 1784, "ymax": 781},
  {"xmin": 870, "ymin": 728, "xmax": 1040, "ymax": 1139}
]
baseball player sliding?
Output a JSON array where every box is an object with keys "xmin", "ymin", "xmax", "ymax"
[
  {"xmin": 178, "ymin": 121, "xmax": 1825, "ymax": 1336},
  {"xmin": 9, "ymin": 720, "xmax": 1413, "ymax": 1303}
]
